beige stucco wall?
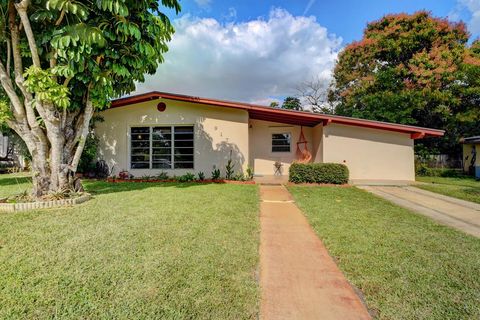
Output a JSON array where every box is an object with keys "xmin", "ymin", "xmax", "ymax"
[
  {"xmin": 322, "ymin": 124, "xmax": 415, "ymax": 181},
  {"xmin": 95, "ymin": 99, "xmax": 249, "ymax": 177},
  {"xmin": 249, "ymin": 119, "xmax": 315, "ymax": 176},
  {"xmin": 463, "ymin": 144, "xmax": 479, "ymax": 172}
]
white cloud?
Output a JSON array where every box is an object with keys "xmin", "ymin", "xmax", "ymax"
[
  {"xmin": 450, "ymin": 0, "xmax": 480, "ymax": 37},
  {"xmin": 135, "ymin": 8, "xmax": 342, "ymax": 104}
]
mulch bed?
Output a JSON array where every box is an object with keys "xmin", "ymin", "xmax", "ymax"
[{"xmin": 106, "ymin": 178, "xmax": 256, "ymax": 185}]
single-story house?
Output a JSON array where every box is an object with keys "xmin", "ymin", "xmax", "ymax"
[
  {"xmin": 95, "ymin": 91, "xmax": 444, "ymax": 183},
  {"xmin": 461, "ymin": 136, "xmax": 479, "ymax": 178}
]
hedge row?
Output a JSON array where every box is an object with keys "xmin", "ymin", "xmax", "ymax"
[
  {"xmin": 415, "ymin": 165, "xmax": 464, "ymax": 178},
  {"xmin": 289, "ymin": 163, "xmax": 349, "ymax": 184}
]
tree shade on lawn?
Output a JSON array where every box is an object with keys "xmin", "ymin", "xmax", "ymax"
[
  {"xmin": 0, "ymin": 179, "xmax": 259, "ymax": 319},
  {"xmin": 289, "ymin": 186, "xmax": 480, "ymax": 320}
]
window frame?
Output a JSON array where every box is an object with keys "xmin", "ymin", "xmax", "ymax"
[
  {"xmin": 129, "ymin": 125, "xmax": 195, "ymax": 170},
  {"xmin": 271, "ymin": 132, "xmax": 292, "ymax": 153}
]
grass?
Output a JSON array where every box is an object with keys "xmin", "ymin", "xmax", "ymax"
[
  {"xmin": 0, "ymin": 173, "xmax": 32, "ymax": 198},
  {"xmin": 416, "ymin": 176, "xmax": 480, "ymax": 204},
  {"xmin": 0, "ymin": 174, "xmax": 260, "ymax": 319},
  {"xmin": 288, "ymin": 186, "xmax": 480, "ymax": 320}
]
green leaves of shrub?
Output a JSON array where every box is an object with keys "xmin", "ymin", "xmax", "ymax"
[{"xmin": 289, "ymin": 163, "xmax": 349, "ymax": 184}]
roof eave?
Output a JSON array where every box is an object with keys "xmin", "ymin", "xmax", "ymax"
[{"xmin": 110, "ymin": 91, "xmax": 445, "ymax": 138}]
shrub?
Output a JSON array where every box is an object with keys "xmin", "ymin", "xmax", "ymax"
[
  {"xmin": 211, "ymin": 167, "xmax": 221, "ymax": 180},
  {"xmin": 178, "ymin": 172, "xmax": 196, "ymax": 182},
  {"xmin": 197, "ymin": 172, "xmax": 205, "ymax": 181},
  {"xmin": 246, "ymin": 166, "xmax": 254, "ymax": 181},
  {"xmin": 289, "ymin": 163, "xmax": 349, "ymax": 184},
  {"xmin": 156, "ymin": 171, "xmax": 169, "ymax": 180},
  {"xmin": 415, "ymin": 165, "xmax": 464, "ymax": 178}
]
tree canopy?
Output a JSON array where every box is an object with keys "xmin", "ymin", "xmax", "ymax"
[
  {"xmin": 0, "ymin": 0, "xmax": 180, "ymax": 196},
  {"xmin": 281, "ymin": 96, "xmax": 302, "ymax": 110},
  {"xmin": 329, "ymin": 11, "xmax": 480, "ymax": 154}
]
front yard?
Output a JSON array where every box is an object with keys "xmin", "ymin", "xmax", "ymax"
[
  {"xmin": 0, "ymin": 176, "xmax": 259, "ymax": 319},
  {"xmin": 2, "ymin": 173, "xmax": 480, "ymax": 319},
  {"xmin": 416, "ymin": 176, "xmax": 480, "ymax": 204},
  {"xmin": 289, "ymin": 186, "xmax": 480, "ymax": 320}
]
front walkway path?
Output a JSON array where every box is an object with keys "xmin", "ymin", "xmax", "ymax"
[
  {"xmin": 359, "ymin": 186, "xmax": 480, "ymax": 238},
  {"xmin": 259, "ymin": 185, "xmax": 371, "ymax": 320}
]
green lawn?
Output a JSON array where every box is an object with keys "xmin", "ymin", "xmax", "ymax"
[
  {"xmin": 0, "ymin": 175, "xmax": 259, "ymax": 319},
  {"xmin": 0, "ymin": 173, "xmax": 32, "ymax": 198},
  {"xmin": 416, "ymin": 176, "xmax": 480, "ymax": 204},
  {"xmin": 289, "ymin": 186, "xmax": 480, "ymax": 320}
]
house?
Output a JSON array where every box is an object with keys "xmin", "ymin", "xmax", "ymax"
[
  {"xmin": 461, "ymin": 136, "xmax": 479, "ymax": 178},
  {"xmin": 95, "ymin": 91, "xmax": 444, "ymax": 183}
]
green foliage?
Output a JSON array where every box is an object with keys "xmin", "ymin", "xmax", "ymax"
[
  {"xmin": 281, "ymin": 96, "xmax": 302, "ymax": 110},
  {"xmin": 415, "ymin": 165, "xmax": 464, "ymax": 178},
  {"xmin": 23, "ymin": 67, "xmax": 70, "ymax": 109},
  {"xmin": 77, "ymin": 134, "xmax": 98, "ymax": 173},
  {"xmin": 225, "ymin": 151, "xmax": 235, "ymax": 180},
  {"xmin": 246, "ymin": 166, "xmax": 254, "ymax": 181},
  {"xmin": 0, "ymin": 100, "xmax": 12, "ymax": 126},
  {"xmin": 197, "ymin": 171, "xmax": 205, "ymax": 181},
  {"xmin": 177, "ymin": 172, "xmax": 195, "ymax": 182},
  {"xmin": 329, "ymin": 11, "xmax": 480, "ymax": 155},
  {"xmin": 2, "ymin": 0, "xmax": 181, "ymax": 110},
  {"xmin": 211, "ymin": 167, "xmax": 221, "ymax": 180},
  {"xmin": 289, "ymin": 163, "xmax": 349, "ymax": 184},
  {"xmin": 156, "ymin": 171, "xmax": 169, "ymax": 180}
]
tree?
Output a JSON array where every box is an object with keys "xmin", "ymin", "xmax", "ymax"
[
  {"xmin": 296, "ymin": 77, "xmax": 332, "ymax": 113},
  {"xmin": 281, "ymin": 96, "xmax": 302, "ymax": 111},
  {"xmin": 269, "ymin": 101, "xmax": 279, "ymax": 108},
  {"xmin": 329, "ymin": 11, "xmax": 480, "ymax": 154},
  {"xmin": 0, "ymin": 0, "xmax": 180, "ymax": 197}
]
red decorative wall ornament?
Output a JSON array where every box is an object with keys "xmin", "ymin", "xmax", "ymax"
[{"xmin": 157, "ymin": 102, "xmax": 166, "ymax": 112}]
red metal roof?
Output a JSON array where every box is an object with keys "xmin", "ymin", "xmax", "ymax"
[{"xmin": 110, "ymin": 91, "xmax": 444, "ymax": 138}]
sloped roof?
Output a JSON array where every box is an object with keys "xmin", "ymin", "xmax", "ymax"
[
  {"xmin": 461, "ymin": 136, "xmax": 480, "ymax": 144},
  {"xmin": 110, "ymin": 91, "xmax": 444, "ymax": 139}
]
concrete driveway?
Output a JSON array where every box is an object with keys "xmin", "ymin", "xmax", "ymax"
[{"xmin": 359, "ymin": 186, "xmax": 480, "ymax": 238}]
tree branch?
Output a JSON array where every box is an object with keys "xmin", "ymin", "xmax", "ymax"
[
  {"xmin": 69, "ymin": 99, "xmax": 94, "ymax": 172},
  {"xmin": 15, "ymin": 0, "xmax": 41, "ymax": 68}
]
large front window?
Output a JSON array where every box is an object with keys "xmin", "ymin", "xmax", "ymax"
[
  {"xmin": 271, "ymin": 133, "xmax": 291, "ymax": 152},
  {"xmin": 130, "ymin": 126, "xmax": 194, "ymax": 169}
]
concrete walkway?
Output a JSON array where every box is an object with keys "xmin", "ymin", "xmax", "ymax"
[
  {"xmin": 259, "ymin": 185, "xmax": 371, "ymax": 320},
  {"xmin": 359, "ymin": 186, "xmax": 480, "ymax": 238}
]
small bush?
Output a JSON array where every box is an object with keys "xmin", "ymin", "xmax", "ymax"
[
  {"xmin": 416, "ymin": 165, "xmax": 464, "ymax": 178},
  {"xmin": 197, "ymin": 172, "xmax": 205, "ymax": 181},
  {"xmin": 178, "ymin": 172, "xmax": 196, "ymax": 182},
  {"xmin": 156, "ymin": 171, "xmax": 169, "ymax": 180},
  {"xmin": 289, "ymin": 163, "xmax": 349, "ymax": 184},
  {"xmin": 246, "ymin": 166, "xmax": 254, "ymax": 181},
  {"xmin": 211, "ymin": 167, "xmax": 221, "ymax": 180}
]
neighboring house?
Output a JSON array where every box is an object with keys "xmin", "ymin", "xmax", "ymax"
[
  {"xmin": 96, "ymin": 91, "xmax": 444, "ymax": 183},
  {"xmin": 461, "ymin": 136, "xmax": 480, "ymax": 178}
]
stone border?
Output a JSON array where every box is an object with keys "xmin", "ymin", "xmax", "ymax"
[{"xmin": 0, "ymin": 193, "xmax": 91, "ymax": 213}]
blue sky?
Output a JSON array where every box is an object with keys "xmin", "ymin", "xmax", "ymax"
[
  {"xmin": 166, "ymin": 0, "xmax": 475, "ymax": 43},
  {"xmin": 137, "ymin": 0, "xmax": 480, "ymax": 104}
]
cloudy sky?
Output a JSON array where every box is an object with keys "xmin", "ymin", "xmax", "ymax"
[{"xmin": 135, "ymin": 0, "xmax": 480, "ymax": 105}]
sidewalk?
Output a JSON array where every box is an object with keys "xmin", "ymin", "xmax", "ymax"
[{"xmin": 259, "ymin": 185, "xmax": 371, "ymax": 320}]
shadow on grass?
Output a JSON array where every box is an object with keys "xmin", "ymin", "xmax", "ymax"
[
  {"xmin": 83, "ymin": 180, "xmax": 231, "ymax": 195},
  {"xmin": 0, "ymin": 175, "xmax": 32, "ymax": 186}
]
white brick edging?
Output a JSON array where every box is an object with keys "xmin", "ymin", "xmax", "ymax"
[{"xmin": 0, "ymin": 193, "xmax": 91, "ymax": 213}]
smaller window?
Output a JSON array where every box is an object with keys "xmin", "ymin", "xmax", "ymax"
[{"xmin": 272, "ymin": 133, "xmax": 291, "ymax": 153}]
